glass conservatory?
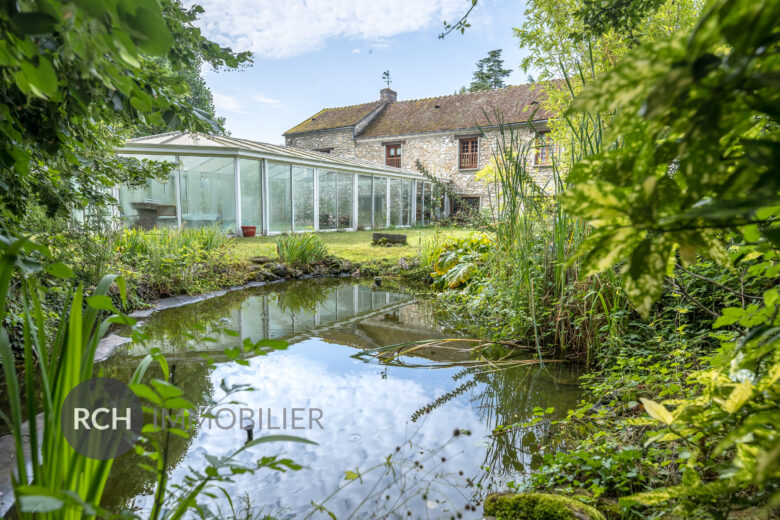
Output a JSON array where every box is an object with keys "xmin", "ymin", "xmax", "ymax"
[{"xmin": 117, "ymin": 132, "xmax": 444, "ymax": 235}]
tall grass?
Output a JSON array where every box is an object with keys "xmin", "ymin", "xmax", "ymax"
[
  {"xmin": 466, "ymin": 70, "xmax": 628, "ymax": 363},
  {"xmin": 112, "ymin": 226, "xmax": 242, "ymax": 296},
  {"xmin": 276, "ymin": 233, "xmax": 328, "ymax": 264},
  {"xmin": 417, "ymin": 227, "xmax": 444, "ymax": 269},
  {"xmin": 114, "ymin": 225, "xmax": 232, "ymax": 262}
]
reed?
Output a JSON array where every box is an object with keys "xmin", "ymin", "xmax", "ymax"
[{"xmin": 473, "ymin": 58, "xmax": 629, "ymax": 364}]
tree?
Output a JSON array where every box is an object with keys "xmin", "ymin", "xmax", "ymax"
[
  {"xmin": 466, "ymin": 49, "xmax": 512, "ymax": 92},
  {"xmin": 0, "ymin": 0, "xmax": 251, "ymax": 225},
  {"xmin": 141, "ymin": 54, "xmax": 228, "ymax": 136},
  {"xmin": 511, "ymin": 0, "xmax": 702, "ymax": 165}
]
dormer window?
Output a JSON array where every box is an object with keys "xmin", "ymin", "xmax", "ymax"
[{"xmin": 385, "ymin": 144, "xmax": 401, "ymax": 168}]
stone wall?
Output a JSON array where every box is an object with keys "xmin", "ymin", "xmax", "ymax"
[
  {"xmin": 284, "ymin": 128, "xmax": 356, "ymax": 158},
  {"xmin": 352, "ymin": 127, "xmax": 542, "ymax": 198},
  {"xmin": 285, "ymin": 126, "xmax": 554, "ymax": 206}
]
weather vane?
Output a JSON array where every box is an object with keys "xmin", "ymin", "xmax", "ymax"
[{"xmin": 382, "ymin": 70, "xmax": 391, "ymax": 88}]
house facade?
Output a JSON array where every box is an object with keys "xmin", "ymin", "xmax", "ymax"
[{"xmin": 284, "ymin": 84, "xmax": 555, "ymax": 214}]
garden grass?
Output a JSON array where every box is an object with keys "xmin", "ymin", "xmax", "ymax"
[{"xmin": 231, "ymin": 226, "xmax": 475, "ymax": 263}]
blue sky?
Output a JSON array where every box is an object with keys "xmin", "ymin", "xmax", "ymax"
[{"xmin": 196, "ymin": 0, "xmax": 533, "ymax": 144}]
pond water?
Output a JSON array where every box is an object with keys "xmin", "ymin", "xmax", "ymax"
[{"xmin": 99, "ymin": 279, "xmax": 581, "ymax": 519}]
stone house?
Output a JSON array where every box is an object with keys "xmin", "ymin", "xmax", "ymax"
[{"xmin": 283, "ymin": 84, "xmax": 555, "ymax": 214}]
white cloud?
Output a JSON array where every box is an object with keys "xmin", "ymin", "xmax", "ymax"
[
  {"xmin": 351, "ymin": 48, "xmax": 361, "ymax": 54},
  {"xmin": 190, "ymin": 0, "xmax": 464, "ymax": 58},
  {"xmin": 213, "ymin": 92, "xmax": 280, "ymax": 116},
  {"xmin": 252, "ymin": 93, "xmax": 280, "ymax": 104},
  {"xmin": 126, "ymin": 342, "xmax": 496, "ymax": 517},
  {"xmin": 213, "ymin": 92, "xmax": 247, "ymax": 114}
]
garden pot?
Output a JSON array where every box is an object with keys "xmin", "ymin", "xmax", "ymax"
[{"xmin": 241, "ymin": 225, "xmax": 256, "ymax": 237}]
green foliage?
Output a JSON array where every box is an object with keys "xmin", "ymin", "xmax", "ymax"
[
  {"xmin": 0, "ymin": 233, "xmax": 140, "ymax": 519},
  {"xmin": 276, "ymin": 233, "xmax": 329, "ymax": 264},
  {"xmin": 541, "ymin": 0, "xmax": 780, "ymax": 515},
  {"xmin": 512, "ymin": 0, "xmax": 701, "ymax": 176},
  {"xmin": 524, "ymin": 344, "xmax": 706, "ymax": 501},
  {"xmin": 563, "ymin": 0, "xmax": 779, "ymax": 317},
  {"xmin": 576, "ymin": 0, "xmax": 667, "ymax": 41},
  {"xmin": 430, "ymin": 233, "xmax": 492, "ymax": 289},
  {"xmin": 0, "ymin": 0, "xmax": 250, "ymax": 223},
  {"xmin": 483, "ymin": 492, "xmax": 605, "ymax": 520},
  {"xmin": 112, "ymin": 226, "xmax": 245, "ymax": 298}
]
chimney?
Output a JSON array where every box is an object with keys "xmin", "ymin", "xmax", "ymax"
[{"xmin": 380, "ymin": 88, "xmax": 397, "ymax": 103}]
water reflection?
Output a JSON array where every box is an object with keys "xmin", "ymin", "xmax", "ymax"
[
  {"xmin": 119, "ymin": 280, "xmax": 416, "ymax": 358},
  {"xmin": 100, "ymin": 280, "xmax": 581, "ymax": 519}
]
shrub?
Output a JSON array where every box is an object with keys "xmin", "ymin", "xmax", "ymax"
[
  {"xmin": 276, "ymin": 233, "xmax": 328, "ymax": 264},
  {"xmin": 112, "ymin": 226, "xmax": 243, "ymax": 297},
  {"xmin": 430, "ymin": 233, "xmax": 492, "ymax": 290}
]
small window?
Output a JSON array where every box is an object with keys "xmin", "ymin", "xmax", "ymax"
[
  {"xmin": 534, "ymin": 132, "xmax": 558, "ymax": 166},
  {"xmin": 453, "ymin": 196, "xmax": 480, "ymax": 214},
  {"xmin": 385, "ymin": 144, "xmax": 401, "ymax": 168},
  {"xmin": 459, "ymin": 138, "xmax": 478, "ymax": 169},
  {"xmin": 314, "ymin": 147, "xmax": 333, "ymax": 154}
]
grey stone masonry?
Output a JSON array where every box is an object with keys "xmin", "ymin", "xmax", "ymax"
[
  {"xmin": 285, "ymin": 126, "xmax": 551, "ymax": 200},
  {"xmin": 284, "ymin": 85, "xmax": 557, "ymax": 208}
]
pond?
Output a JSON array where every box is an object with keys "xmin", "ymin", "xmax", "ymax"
[{"xmin": 98, "ymin": 279, "xmax": 582, "ymax": 519}]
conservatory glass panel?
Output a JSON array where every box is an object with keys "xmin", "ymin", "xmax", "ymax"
[
  {"xmin": 337, "ymin": 172, "xmax": 353, "ymax": 229},
  {"xmin": 180, "ymin": 156, "xmax": 235, "ymax": 230},
  {"xmin": 415, "ymin": 181, "xmax": 424, "ymax": 224},
  {"xmin": 240, "ymin": 158, "xmax": 262, "ymax": 229},
  {"xmin": 292, "ymin": 165, "xmax": 315, "ymax": 230},
  {"xmin": 423, "ymin": 182, "xmax": 433, "ymax": 223},
  {"xmin": 319, "ymin": 170, "xmax": 338, "ymax": 230},
  {"xmin": 373, "ymin": 177, "xmax": 387, "ymax": 229},
  {"xmin": 268, "ymin": 162, "xmax": 292, "ymax": 232},
  {"xmin": 401, "ymin": 180, "xmax": 412, "ymax": 226},
  {"xmin": 357, "ymin": 175, "xmax": 372, "ymax": 230},
  {"xmin": 389, "ymin": 178, "xmax": 402, "ymax": 226},
  {"xmin": 118, "ymin": 154, "xmax": 178, "ymax": 229}
]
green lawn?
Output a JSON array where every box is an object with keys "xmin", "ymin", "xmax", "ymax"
[{"xmin": 232, "ymin": 226, "xmax": 475, "ymax": 263}]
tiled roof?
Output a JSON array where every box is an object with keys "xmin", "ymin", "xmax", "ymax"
[
  {"xmin": 360, "ymin": 85, "xmax": 551, "ymax": 138},
  {"xmin": 284, "ymin": 101, "xmax": 384, "ymax": 135},
  {"xmin": 124, "ymin": 132, "xmax": 425, "ymax": 178},
  {"xmin": 284, "ymin": 84, "xmax": 552, "ymax": 138}
]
